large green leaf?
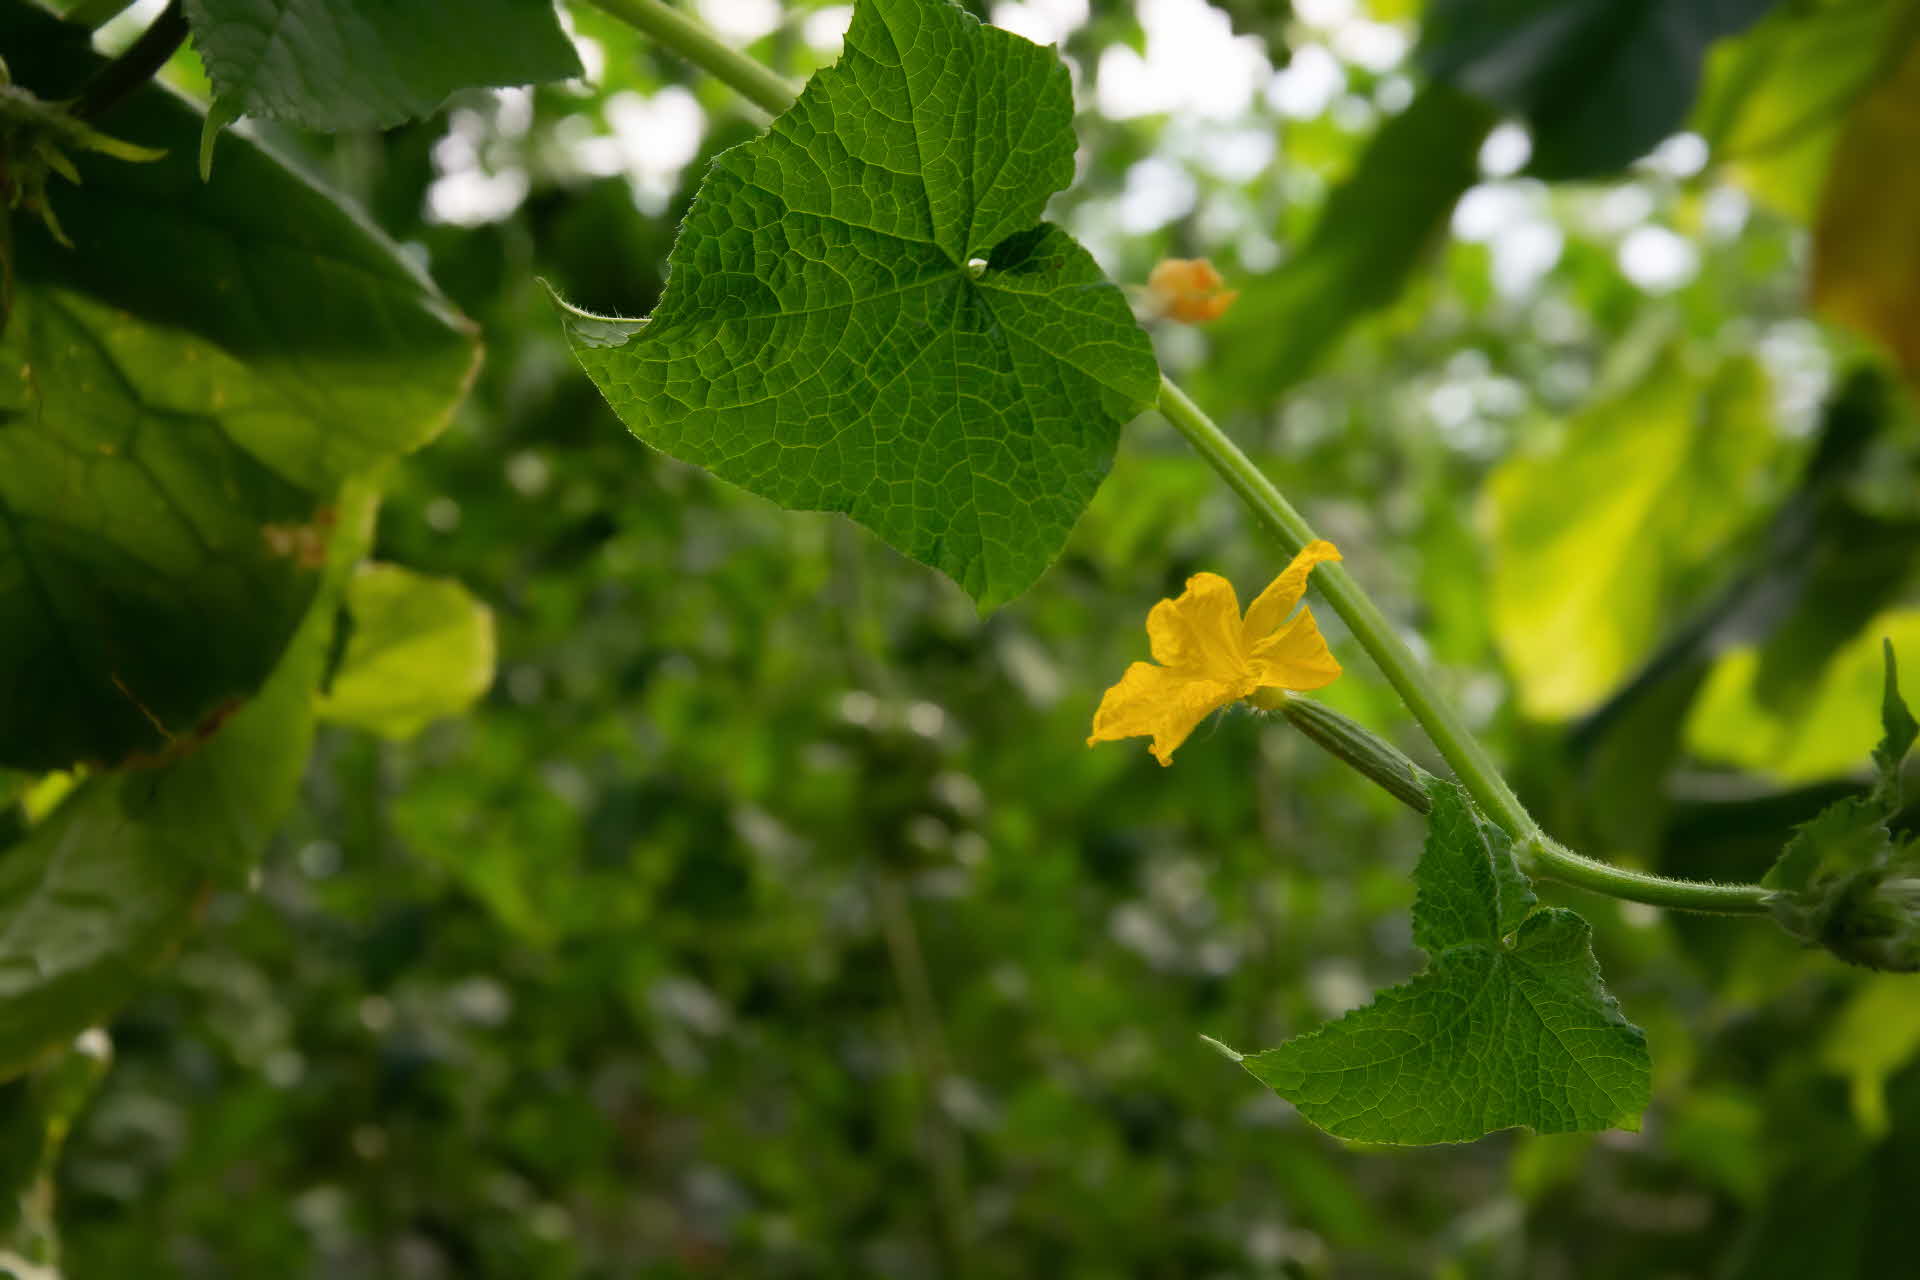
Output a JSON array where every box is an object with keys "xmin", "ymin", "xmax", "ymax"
[
  {"xmin": 1488, "ymin": 350, "xmax": 1775, "ymax": 721},
  {"xmin": 0, "ymin": 576, "xmax": 330, "ymax": 1082},
  {"xmin": 1219, "ymin": 780, "xmax": 1650, "ymax": 1144},
  {"xmin": 1419, "ymin": 0, "xmax": 1780, "ymax": 179},
  {"xmin": 0, "ymin": 2, "xmax": 478, "ymax": 772},
  {"xmin": 1207, "ymin": 84, "xmax": 1494, "ymax": 403},
  {"xmin": 183, "ymin": 0, "xmax": 581, "ymax": 131},
  {"xmin": 560, "ymin": 0, "xmax": 1160, "ymax": 609},
  {"xmin": 315, "ymin": 563, "xmax": 496, "ymax": 739}
]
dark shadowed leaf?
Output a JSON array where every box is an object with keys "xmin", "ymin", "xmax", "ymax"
[
  {"xmin": 0, "ymin": 2, "xmax": 477, "ymax": 772},
  {"xmin": 183, "ymin": 0, "xmax": 581, "ymax": 131}
]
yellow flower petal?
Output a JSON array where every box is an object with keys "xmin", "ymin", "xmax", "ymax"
[
  {"xmin": 1146, "ymin": 258, "xmax": 1240, "ymax": 325},
  {"xmin": 1248, "ymin": 606, "xmax": 1342, "ymax": 691},
  {"xmin": 1088, "ymin": 541, "xmax": 1344, "ymax": 766},
  {"xmin": 1241, "ymin": 540, "xmax": 1342, "ymax": 640},
  {"xmin": 1146, "ymin": 572, "xmax": 1246, "ymax": 673},
  {"xmin": 1087, "ymin": 661, "xmax": 1248, "ymax": 766}
]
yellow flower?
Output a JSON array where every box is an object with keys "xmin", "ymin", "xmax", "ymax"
[
  {"xmin": 1143, "ymin": 258, "xmax": 1240, "ymax": 324},
  {"xmin": 1088, "ymin": 541, "xmax": 1343, "ymax": 766}
]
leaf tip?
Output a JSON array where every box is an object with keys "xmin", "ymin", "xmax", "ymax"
[
  {"xmin": 1199, "ymin": 1033, "xmax": 1244, "ymax": 1063},
  {"xmin": 541, "ymin": 279, "xmax": 647, "ymax": 350}
]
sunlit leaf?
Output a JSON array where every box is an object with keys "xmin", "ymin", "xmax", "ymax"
[
  {"xmin": 1693, "ymin": 0, "xmax": 1902, "ymax": 221},
  {"xmin": 315, "ymin": 564, "xmax": 496, "ymax": 740},
  {"xmin": 1689, "ymin": 611, "xmax": 1920, "ymax": 783},
  {"xmin": 1488, "ymin": 349, "xmax": 1775, "ymax": 721}
]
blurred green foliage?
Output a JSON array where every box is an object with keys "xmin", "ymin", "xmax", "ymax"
[{"xmin": 4, "ymin": 0, "xmax": 1920, "ymax": 1274}]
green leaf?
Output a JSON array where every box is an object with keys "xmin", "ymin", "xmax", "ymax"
[
  {"xmin": 1764, "ymin": 796, "xmax": 1892, "ymax": 895},
  {"xmin": 1692, "ymin": 0, "xmax": 1904, "ymax": 222},
  {"xmin": 1821, "ymin": 974, "xmax": 1920, "ymax": 1137},
  {"xmin": 0, "ymin": 1028, "xmax": 110, "ymax": 1261},
  {"xmin": 182, "ymin": 0, "xmax": 581, "ymax": 131},
  {"xmin": 1690, "ymin": 611, "xmax": 1920, "ymax": 784},
  {"xmin": 0, "ymin": 1, "xmax": 478, "ymax": 772},
  {"xmin": 1206, "ymin": 84, "xmax": 1494, "ymax": 403},
  {"xmin": 1812, "ymin": 32, "xmax": 1920, "ymax": 386},
  {"xmin": 1224, "ymin": 780, "xmax": 1650, "ymax": 1144},
  {"xmin": 560, "ymin": 0, "xmax": 1161, "ymax": 609},
  {"xmin": 1419, "ymin": 0, "xmax": 1779, "ymax": 179},
  {"xmin": 1489, "ymin": 348, "xmax": 1777, "ymax": 720},
  {"xmin": 0, "ymin": 570, "xmax": 330, "ymax": 1082},
  {"xmin": 316, "ymin": 564, "xmax": 496, "ymax": 739},
  {"xmin": 1873, "ymin": 639, "xmax": 1917, "ymax": 805}
]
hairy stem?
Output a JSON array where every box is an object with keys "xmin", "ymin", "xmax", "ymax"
[
  {"xmin": 582, "ymin": 0, "xmax": 1777, "ymax": 918},
  {"xmin": 1527, "ymin": 837, "xmax": 1770, "ymax": 913}
]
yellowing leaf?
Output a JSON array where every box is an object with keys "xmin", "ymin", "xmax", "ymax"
[
  {"xmin": 1488, "ymin": 350, "xmax": 1775, "ymax": 720},
  {"xmin": 316, "ymin": 565, "xmax": 496, "ymax": 740},
  {"xmin": 1813, "ymin": 32, "xmax": 1920, "ymax": 379},
  {"xmin": 1688, "ymin": 609, "xmax": 1920, "ymax": 782},
  {"xmin": 1693, "ymin": 0, "xmax": 1902, "ymax": 222}
]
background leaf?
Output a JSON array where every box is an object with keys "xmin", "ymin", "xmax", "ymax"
[
  {"xmin": 315, "ymin": 564, "xmax": 496, "ymax": 740},
  {"xmin": 182, "ymin": 0, "xmax": 581, "ymax": 131},
  {"xmin": 0, "ymin": 582, "xmax": 330, "ymax": 1082},
  {"xmin": 1419, "ymin": 0, "xmax": 1780, "ymax": 178},
  {"xmin": 1488, "ymin": 348, "xmax": 1777, "ymax": 720},
  {"xmin": 1205, "ymin": 84, "xmax": 1494, "ymax": 403},
  {"xmin": 1693, "ymin": 0, "xmax": 1906, "ymax": 222},
  {"xmin": 0, "ymin": 2, "xmax": 477, "ymax": 772},
  {"xmin": 1689, "ymin": 610, "xmax": 1920, "ymax": 781},
  {"xmin": 1812, "ymin": 28, "xmax": 1920, "ymax": 385}
]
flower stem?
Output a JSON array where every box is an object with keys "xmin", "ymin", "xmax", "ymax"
[
  {"xmin": 1156, "ymin": 376, "xmax": 1534, "ymax": 839},
  {"xmin": 1158, "ymin": 377, "xmax": 1770, "ymax": 916},
  {"xmin": 578, "ymin": 0, "xmax": 1777, "ymax": 918}
]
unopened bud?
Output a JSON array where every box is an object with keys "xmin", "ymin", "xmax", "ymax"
[
  {"xmin": 1771, "ymin": 860, "xmax": 1920, "ymax": 973},
  {"xmin": 1259, "ymin": 692, "xmax": 1431, "ymax": 814}
]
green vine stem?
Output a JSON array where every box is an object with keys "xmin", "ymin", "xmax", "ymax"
[
  {"xmin": 583, "ymin": 0, "xmax": 803, "ymax": 115},
  {"xmin": 1156, "ymin": 377, "xmax": 1534, "ymax": 838},
  {"xmin": 72, "ymin": 0, "xmax": 187, "ymax": 120},
  {"xmin": 582, "ymin": 0, "xmax": 1776, "ymax": 917}
]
